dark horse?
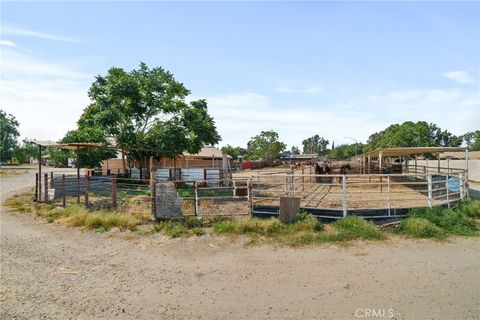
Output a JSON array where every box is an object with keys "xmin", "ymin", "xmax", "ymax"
[{"xmin": 315, "ymin": 161, "xmax": 332, "ymax": 183}]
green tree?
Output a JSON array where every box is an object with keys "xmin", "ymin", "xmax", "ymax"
[
  {"xmin": 462, "ymin": 131, "xmax": 480, "ymax": 151},
  {"xmin": 0, "ymin": 110, "xmax": 20, "ymax": 162},
  {"xmin": 74, "ymin": 63, "xmax": 220, "ymax": 168},
  {"xmin": 327, "ymin": 143, "xmax": 364, "ymax": 160},
  {"xmin": 57, "ymin": 127, "xmax": 117, "ymax": 168},
  {"xmin": 221, "ymin": 145, "xmax": 248, "ymax": 160},
  {"xmin": 12, "ymin": 139, "xmax": 38, "ymax": 163},
  {"xmin": 290, "ymin": 146, "xmax": 301, "ymax": 155},
  {"xmin": 247, "ymin": 130, "xmax": 286, "ymax": 161},
  {"xmin": 302, "ymin": 135, "xmax": 329, "ymax": 155},
  {"xmin": 366, "ymin": 121, "xmax": 462, "ymax": 151}
]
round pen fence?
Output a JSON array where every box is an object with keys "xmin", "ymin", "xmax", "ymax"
[
  {"xmin": 33, "ymin": 164, "xmax": 468, "ymax": 220},
  {"xmin": 251, "ymin": 167, "xmax": 468, "ymax": 219}
]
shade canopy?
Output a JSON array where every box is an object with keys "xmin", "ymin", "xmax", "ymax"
[{"xmin": 32, "ymin": 140, "xmax": 111, "ymax": 150}]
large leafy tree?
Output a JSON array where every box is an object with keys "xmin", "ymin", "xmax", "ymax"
[
  {"xmin": 12, "ymin": 139, "xmax": 38, "ymax": 163},
  {"xmin": 0, "ymin": 110, "xmax": 20, "ymax": 162},
  {"xmin": 56, "ymin": 127, "xmax": 117, "ymax": 168},
  {"xmin": 247, "ymin": 130, "xmax": 286, "ymax": 161},
  {"xmin": 302, "ymin": 134, "xmax": 329, "ymax": 155},
  {"xmin": 462, "ymin": 131, "xmax": 480, "ymax": 151},
  {"xmin": 327, "ymin": 143, "xmax": 364, "ymax": 160},
  {"xmin": 221, "ymin": 144, "xmax": 248, "ymax": 160},
  {"xmin": 74, "ymin": 63, "xmax": 220, "ymax": 168},
  {"xmin": 365, "ymin": 121, "xmax": 462, "ymax": 151}
]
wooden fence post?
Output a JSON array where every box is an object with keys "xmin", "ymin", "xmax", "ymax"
[
  {"xmin": 427, "ymin": 174, "xmax": 433, "ymax": 208},
  {"xmin": 150, "ymin": 170, "xmax": 156, "ymax": 216},
  {"xmin": 342, "ymin": 175, "xmax": 347, "ymax": 217},
  {"xmin": 248, "ymin": 178, "xmax": 253, "ymax": 216},
  {"xmin": 62, "ymin": 174, "xmax": 66, "ymax": 207},
  {"xmin": 35, "ymin": 173, "xmax": 39, "ymax": 202},
  {"xmin": 38, "ymin": 173, "xmax": 42, "ymax": 202},
  {"xmin": 387, "ymin": 175, "xmax": 391, "ymax": 216},
  {"xmin": 279, "ymin": 196, "xmax": 300, "ymax": 223},
  {"xmin": 84, "ymin": 172, "xmax": 89, "ymax": 206},
  {"xmin": 50, "ymin": 171, "xmax": 54, "ymax": 188},
  {"xmin": 112, "ymin": 177, "xmax": 117, "ymax": 209},
  {"xmin": 193, "ymin": 181, "xmax": 199, "ymax": 216},
  {"xmin": 44, "ymin": 173, "xmax": 49, "ymax": 203}
]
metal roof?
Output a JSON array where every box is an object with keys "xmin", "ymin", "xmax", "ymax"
[
  {"xmin": 356, "ymin": 147, "xmax": 467, "ymax": 158},
  {"xmin": 31, "ymin": 140, "xmax": 108, "ymax": 150}
]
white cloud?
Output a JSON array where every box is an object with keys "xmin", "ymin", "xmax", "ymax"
[
  {"xmin": 205, "ymin": 87, "xmax": 478, "ymax": 149},
  {"xmin": 0, "ymin": 39, "xmax": 16, "ymax": 47},
  {"xmin": 1, "ymin": 25, "xmax": 80, "ymax": 43},
  {"xmin": 0, "ymin": 48, "xmax": 91, "ymax": 141},
  {"xmin": 275, "ymin": 83, "xmax": 323, "ymax": 95},
  {"xmin": 442, "ymin": 70, "xmax": 473, "ymax": 84}
]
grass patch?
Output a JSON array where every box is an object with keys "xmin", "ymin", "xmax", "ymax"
[
  {"xmin": 458, "ymin": 200, "xmax": 480, "ymax": 219},
  {"xmin": 397, "ymin": 201, "xmax": 480, "ymax": 238},
  {"xmin": 398, "ymin": 218, "xmax": 445, "ymax": 239},
  {"xmin": 212, "ymin": 215, "xmax": 384, "ymax": 247},
  {"xmin": 153, "ymin": 216, "xmax": 206, "ymax": 238}
]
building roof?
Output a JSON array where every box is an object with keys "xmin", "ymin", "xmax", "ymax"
[
  {"xmin": 356, "ymin": 147, "xmax": 467, "ymax": 159},
  {"xmin": 184, "ymin": 146, "xmax": 231, "ymax": 158}
]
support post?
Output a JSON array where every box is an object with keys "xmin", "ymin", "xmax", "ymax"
[
  {"xmin": 292, "ymin": 169, "xmax": 295, "ymax": 197},
  {"xmin": 112, "ymin": 178, "xmax": 117, "ymax": 209},
  {"xmin": 379, "ymin": 151, "xmax": 383, "ymax": 174},
  {"xmin": 465, "ymin": 149, "xmax": 469, "ymax": 182},
  {"xmin": 437, "ymin": 153, "xmax": 440, "ymax": 173},
  {"xmin": 459, "ymin": 173, "xmax": 465, "ymax": 200},
  {"xmin": 193, "ymin": 181, "xmax": 199, "ymax": 217},
  {"xmin": 427, "ymin": 174, "xmax": 432, "ymax": 208},
  {"xmin": 150, "ymin": 169, "xmax": 156, "ymax": 216},
  {"xmin": 233, "ymin": 180, "xmax": 236, "ymax": 197},
  {"xmin": 62, "ymin": 174, "xmax": 66, "ymax": 207},
  {"xmin": 387, "ymin": 175, "xmax": 391, "ymax": 216},
  {"xmin": 248, "ymin": 178, "xmax": 253, "ymax": 216},
  {"xmin": 44, "ymin": 173, "xmax": 49, "ymax": 203},
  {"xmin": 76, "ymin": 146, "xmax": 80, "ymax": 204},
  {"xmin": 84, "ymin": 172, "xmax": 89, "ymax": 206},
  {"xmin": 446, "ymin": 174, "xmax": 450, "ymax": 209},
  {"xmin": 35, "ymin": 173, "xmax": 39, "ymax": 202},
  {"xmin": 302, "ymin": 168, "xmax": 305, "ymax": 191},
  {"xmin": 342, "ymin": 175, "xmax": 347, "ymax": 217},
  {"xmin": 50, "ymin": 171, "xmax": 54, "ymax": 188}
]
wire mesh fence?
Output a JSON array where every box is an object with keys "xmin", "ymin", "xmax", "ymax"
[{"xmin": 251, "ymin": 165, "xmax": 468, "ymax": 219}]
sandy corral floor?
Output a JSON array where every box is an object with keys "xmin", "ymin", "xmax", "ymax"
[{"xmin": 1, "ymin": 170, "xmax": 480, "ymax": 319}]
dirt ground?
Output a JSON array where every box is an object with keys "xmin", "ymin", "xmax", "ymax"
[{"xmin": 1, "ymin": 169, "xmax": 480, "ymax": 319}]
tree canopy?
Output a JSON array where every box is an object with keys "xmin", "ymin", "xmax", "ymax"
[
  {"xmin": 71, "ymin": 63, "xmax": 220, "ymax": 168},
  {"xmin": 302, "ymin": 135, "xmax": 329, "ymax": 155},
  {"xmin": 365, "ymin": 121, "xmax": 462, "ymax": 151},
  {"xmin": 221, "ymin": 145, "xmax": 248, "ymax": 161},
  {"xmin": 247, "ymin": 130, "xmax": 286, "ymax": 161},
  {"xmin": 0, "ymin": 110, "xmax": 20, "ymax": 162}
]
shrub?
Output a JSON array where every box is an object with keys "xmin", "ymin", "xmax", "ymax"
[
  {"xmin": 458, "ymin": 200, "xmax": 480, "ymax": 219},
  {"xmin": 332, "ymin": 216, "xmax": 386, "ymax": 240},
  {"xmin": 409, "ymin": 206, "xmax": 478, "ymax": 236},
  {"xmin": 398, "ymin": 218, "xmax": 444, "ymax": 239}
]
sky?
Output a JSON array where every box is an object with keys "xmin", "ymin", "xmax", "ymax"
[{"xmin": 1, "ymin": 1, "xmax": 479, "ymax": 150}]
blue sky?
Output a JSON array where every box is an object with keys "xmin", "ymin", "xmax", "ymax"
[{"xmin": 1, "ymin": 1, "xmax": 479, "ymax": 149}]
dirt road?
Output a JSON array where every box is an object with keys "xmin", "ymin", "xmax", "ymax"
[{"xmin": 1, "ymin": 171, "xmax": 479, "ymax": 319}]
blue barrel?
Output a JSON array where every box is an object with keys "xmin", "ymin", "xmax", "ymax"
[{"xmin": 447, "ymin": 178, "xmax": 461, "ymax": 193}]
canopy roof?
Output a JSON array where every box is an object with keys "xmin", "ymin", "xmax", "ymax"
[
  {"xmin": 356, "ymin": 147, "xmax": 467, "ymax": 158},
  {"xmin": 32, "ymin": 140, "xmax": 108, "ymax": 150}
]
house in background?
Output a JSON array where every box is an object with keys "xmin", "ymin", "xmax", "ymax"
[{"xmin": 102, "ymin": 146, "xmax": 232, "ymax": 174}]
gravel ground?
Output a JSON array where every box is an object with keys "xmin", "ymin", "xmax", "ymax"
[{"xmin": 1, "ymin": 171, "xmax": 480, "ymax": 319}]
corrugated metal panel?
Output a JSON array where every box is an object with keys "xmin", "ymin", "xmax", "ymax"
[
  {"xmin": 181, "ymin": 168, "xmax": 205, "ymax": 181},
  {"xmin": 131, "ymin": 168, "xmax": 140, "ymax": 179},
  {"xmin": 156, "ymin": 169, "xmax": 170, "ymax": 181}
]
